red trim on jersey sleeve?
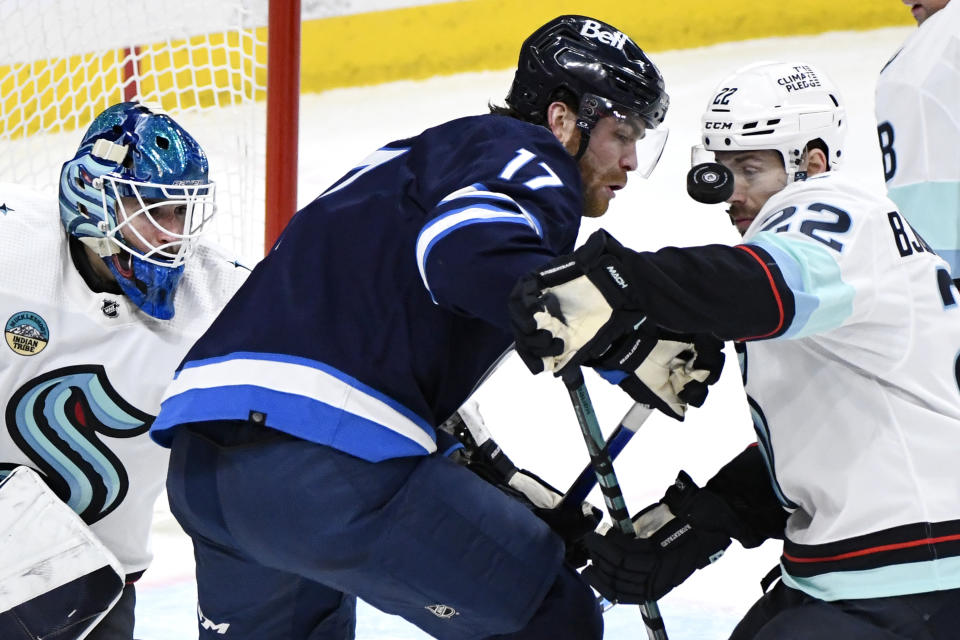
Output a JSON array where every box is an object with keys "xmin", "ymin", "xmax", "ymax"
[{"xmin": 734, "ymin": 244, "xmax": 787, "ymax": 340}]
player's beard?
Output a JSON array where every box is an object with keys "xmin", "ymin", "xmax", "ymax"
[
  {"xmin": 727, "ymin": 204, "xmax": 758, "ymax": 234},
  {"xmin": 580, "ymin": 166, "xmax": 626, "ymax": 218}
]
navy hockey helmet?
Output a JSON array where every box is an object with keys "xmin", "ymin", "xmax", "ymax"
[
  {"xmin": 59, "ymin": 102, "xmax": 216, "ymax": 319},
  {"xmin": 506, "ymin": 15, "xmax": 669, "ymax": 130}
]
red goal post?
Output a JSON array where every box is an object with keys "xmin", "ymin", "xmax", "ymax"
[{"xmin": 0, "ymin": 0, "xmax": 300, "ymax": 262}]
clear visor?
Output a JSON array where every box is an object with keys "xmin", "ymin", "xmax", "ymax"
[
  {"xmin": 99, "ymin": 174, "xmax": 216, "ymax": 267},
  {"xmin": 579, "ymin": 93, "xmax": 669, "ymax": 179},
  {"xmin": 690, "ymin": 144, "xmax": 716, "ymax": 167},
  {"xmin": 636, "ymin": 127, "xmax": 669, "ymax": 179}
]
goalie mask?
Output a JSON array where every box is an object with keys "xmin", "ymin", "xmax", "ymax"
[
  {"xmin": 695, "ymin": 61, "xmax": 847, "ymax": 184},
  {"xmin": 59, "ymin": 102, "xmax": 215, "ymax": 319},
  {"xmin": 507, "ymin": 15, "xmax": 670, "ymax": 174}
]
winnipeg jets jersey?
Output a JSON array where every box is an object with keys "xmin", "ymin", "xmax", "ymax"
[
  {"xmin": 875, "ymin": 0, "xmax": 960, "ymax": 272},
  {"xmin": 151, "ymin": 115, "xmax": 583, "ymax": 462},
  {"xmin": 0, "ymin": 183, "xmax": 247, "ymax": 575},
  {"xmin": 740, "ymin": 172, "xmax": 960, "ymax": 600}
]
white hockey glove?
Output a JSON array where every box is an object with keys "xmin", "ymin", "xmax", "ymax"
[{"xmin": 587, "ymin": 329, "xmax": 724, "ymax": 420}]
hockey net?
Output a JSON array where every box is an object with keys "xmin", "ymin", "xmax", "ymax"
[{"xmin": 0, "ymin": 0, "xmax": 296, "ymax": 263}]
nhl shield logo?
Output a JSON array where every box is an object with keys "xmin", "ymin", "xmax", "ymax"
[
  {"xmin": 101, "ymin": 299, "xmax": 120, "ymax": 318},
  {"xmin": 5, "ymin": 311, "xmax": 49, "ymax": 356},
  {"xmin": 425, "ymin": 604, "xmax": 459, "ymax": 619}
]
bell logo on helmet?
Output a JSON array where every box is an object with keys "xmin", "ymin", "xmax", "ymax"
[{"xmin": 579, "ymin": 20, "xmax": 627, "ymax": 50}]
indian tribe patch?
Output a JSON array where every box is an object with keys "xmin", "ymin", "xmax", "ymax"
[{"xmin": 5, "ymin": 311, "xmax": 49, "ymax": 356}]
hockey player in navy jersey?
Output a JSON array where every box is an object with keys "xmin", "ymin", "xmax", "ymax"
[
  {"xmin": 511, "ymin": 60, "xmax": 960, "ymax": 638},
  {"xmin": 0, "ymin": 103, "xmax": 246, "ymax": 640},
  {"xmin": 149, "ymin": 14, "xmax": 725, "ymax": 640}
]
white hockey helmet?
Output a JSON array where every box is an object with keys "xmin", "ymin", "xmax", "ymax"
[{"xmin": 698, "ymin": 61, "xmax": 846, "ymax": 183}]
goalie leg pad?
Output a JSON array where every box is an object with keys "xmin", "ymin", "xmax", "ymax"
[{"xmin": 0, "ymin": 466, "xmax": 124, "ymax": 640}]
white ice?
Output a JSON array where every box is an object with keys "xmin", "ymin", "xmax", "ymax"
[{"xmin": 137, "ymin": 26, "xmax": 913, "ymax": 639}]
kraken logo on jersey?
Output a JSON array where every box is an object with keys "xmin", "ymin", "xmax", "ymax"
[
  {"xmin": 3, "ymin": 365, "xmax": 153, "ymax": 523},
  {"xmin": 5, "ymin": 311, "xmax": 49, "ymax": 356}
]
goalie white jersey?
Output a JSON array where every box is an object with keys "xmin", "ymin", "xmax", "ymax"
[
  {"xmin": 875, "ymin": 0, "xmax": 960, "ymax": 273},
  {"xmin": 741, "ymin": 172, "xmax": 960, "ymax": 601},
  {"xmin": 0, "ymin": 183, "xmax": 247, "ymax": 576}
]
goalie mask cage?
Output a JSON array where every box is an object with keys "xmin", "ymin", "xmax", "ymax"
[{"xmin": 0, "ymin": 0, "xmax": 300, "ymax": 263}]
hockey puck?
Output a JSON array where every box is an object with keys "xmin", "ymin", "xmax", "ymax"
[{"xmin": 686, "ymin": 162, "xmax": 734, "ymax": 204}]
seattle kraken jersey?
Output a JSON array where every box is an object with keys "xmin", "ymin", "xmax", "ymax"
[
  {"xmin": 610, "ymin": 171, "xmax": 960, "ymax": 601},
  {"xmin": 875, "ymin": 0, "xmax": 960, "ymax": 272},
  {"xmin": 151, "ymin": 115, "xmax": 583, "ymax": 461},
  {"xmin": 0, "ymin": 183, "xmax": 247, "ymax": 575},
  {"xmin": 740, "ymin": 173, "xmax": 960, "ymax": 601}
]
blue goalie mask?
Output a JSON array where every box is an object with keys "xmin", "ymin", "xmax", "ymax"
[{"xmin": 59, "ymin": 102, "xmax": 216, "ymax": 319}]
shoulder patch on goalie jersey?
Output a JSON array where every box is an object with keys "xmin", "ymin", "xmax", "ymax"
[{"xmin": 5, "ymin": 310, "xmax": 50, "ymax": 356}]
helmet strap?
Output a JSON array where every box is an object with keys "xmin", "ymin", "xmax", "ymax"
[
  {"xmin": 67, "ymin": 236, "xmax": 122, "ymax": 295},
  {"xmin": 573, "ymin": 125, "xmax": 592, "ymax": 161}
]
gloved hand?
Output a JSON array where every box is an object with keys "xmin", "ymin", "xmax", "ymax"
[
  {"xmin": 587, "ymin": 329, "xmax": 725, "ymax": 420},
  {"xmin": 582, "ymin": 471, "xmax": 739, "ymax": 604},
  {"xmin": 475, "ymin": 460, "xmax": 603, "ymax": 569},
  {"xmin": 509, "ymin": 229, "xmax": 647, "ymax": 375},
  {"xmin": 441, "ymin": 402, "xmax": 602, "ymax": 567}
]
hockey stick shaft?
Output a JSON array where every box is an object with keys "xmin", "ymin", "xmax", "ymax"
[
  {"xmin": 564, "ymin": 402, "xmax": 654, "ymax": 505},
  {"xmin": 562, "ymin": 369, "xmax": 668, "ymax": 640}
]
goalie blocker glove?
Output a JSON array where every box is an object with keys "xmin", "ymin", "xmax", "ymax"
[{"xmin": 588, "ymin": 328, "xmax": 724, "ymax": 420}]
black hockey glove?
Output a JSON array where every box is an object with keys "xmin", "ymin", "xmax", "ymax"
[
  {"xmin": 509, "ymin": 229, "xmax": 647, "ymax": 376},
  {"xmin": 586, "ymin": 328, "xmax": 725, "ymax": 421},
  {"xmin": 582, "ymin": 471, "xmax": 739, "ymax": 604}
]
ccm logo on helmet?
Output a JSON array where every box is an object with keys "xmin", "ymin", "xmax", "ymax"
[
  {"xmin": 580, "ymin": 20, "xmax": 627, "ymax": 50},
  {"xmin": 705, "ymin": 122, "xmax": 733, "ymax": 130}
]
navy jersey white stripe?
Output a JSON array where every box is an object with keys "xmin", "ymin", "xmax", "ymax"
[
  {"xmin": 151, "ymin": 115, "xmax": 583, "ymax": 461},
  {"xmin": 417, "ymin": 185, "xmax": 544, "ymax": 300}
]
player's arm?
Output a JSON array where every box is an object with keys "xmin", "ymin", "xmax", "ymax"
[
  {"xmin": 416, "ymin": 125, "xmax": 583, "ymax": 332},
  {"xmin": 510, "ymin": 189, "xmax": 882, "ymax": 371},
  {"xmin": 0, "ymin": 466, "xmax": 125, "ymax": 640},
  {"xmin": 512, "ymin": 227, "xmax": 795, "ymax": 350}
]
